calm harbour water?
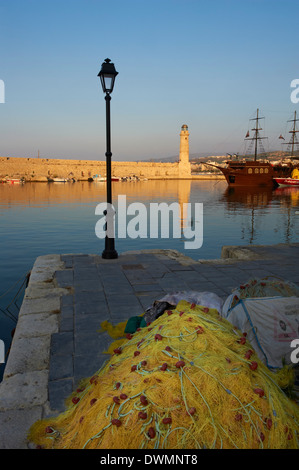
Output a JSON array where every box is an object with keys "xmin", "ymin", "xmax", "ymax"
[{"xmin": 0, "ymin": 179, "xmax": 298, "ymax": 379}]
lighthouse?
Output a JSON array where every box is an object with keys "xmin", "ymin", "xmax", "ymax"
[{"xmin": 178, "ymin": 124, "xmax": 191, "ymax": 177}]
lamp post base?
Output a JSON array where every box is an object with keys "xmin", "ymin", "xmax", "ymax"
[
  {"xmin": 102, "ymin": 249, "xmax": 118, "ymax": 259},
  {"xmin": 102, "ymin": 236, "xmax": 118, "ymax": 259}
]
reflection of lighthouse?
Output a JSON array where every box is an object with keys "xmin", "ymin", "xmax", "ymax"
[
  {"xmin": 177, "ymin": 179, "xmax": 191, "ymax": 229},
  {"xmin": 179, "ymin": 124, "xmax": 191, "ymax": 178}
]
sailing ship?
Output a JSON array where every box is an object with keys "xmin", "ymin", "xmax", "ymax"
[
  {"xmin": 205, "ymin": 109, "xmax": 298, "ymax": 187},
  {"xmin": 274, "ymin": 111, "xmax": 299, "ymax": 187}
]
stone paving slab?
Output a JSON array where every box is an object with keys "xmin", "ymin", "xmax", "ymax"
[{"xmin": 0, "ymin": 244, "xmax": 298, "ymax": 449}]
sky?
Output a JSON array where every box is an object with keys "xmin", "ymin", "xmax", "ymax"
[{"xmin": 0, "ymin": 0, "xmax": 298, "ymax": 161}]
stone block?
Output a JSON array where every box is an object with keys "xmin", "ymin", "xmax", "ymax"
[
  {"xmin": 51, "ymin": 332, "xmax": 73, "ymax": 356},
  {"xmin": 123, "ymin": 274, "xmax": 156, "ymax": 284},
  {"xmin": 74, "ymin": 312, "xmax": 103, "ymax": 332},
  {"xmin": 0, "ymin": 406, "xmax": 43, "ymax": 449},
  {"xmin": 74, "ymin": 290, "xmax": 105, "ymax": 303},
  {"xmin": 48, "ymin": 378, "xmax": 74, "ymax": 413},
  {"xmin": 106, "ymin": 294, "xmax": 143, "ymax": 319},
  {"xmin": 61, "ymin": 294, "xmax": 74, "ymax": 306},
  {"xmin": 28, "ymin": 256, "xmax": 64, "ymax": 283},
  {"xmin": 74, "ymin": 300, "xmax": 108, "ymax": 317},
  {"xmin": 61, "ymin": 255, "xmax": 73, "ymax": 268},
  {"xmin": 24, "ymin": 285, "xmax": 69, "ymax": 299},
  {"xmin": 74, "ymin": 354, "xmax": 108, "ymax": 385},
  {"xmin": 74, "ymin": 330, "xmax": 111, "ymax": 356},
  {"xmin": 59, "ymin": 305, "xmax": 74, "ymax": 332},
  {"xmin": 33, "ymin": 254, "xmax": 62, "ymax": 268},
  {"xmin": 157, "ymin": 277, "xmax": 189, "ymax": 291},
  {"xmin": 55, "ymin": 269, "xmax": 74, "ymax": 287},
  {"xmin": 12, "ymin": 312, "xmax": 59, "ymax": 339},
  {"xmin": 0, "ymin": 371, "xmax": 48, "ymax": 411},
  {"xmin": 60, "ymin": 305, "xmax": 74, "ymax": 318},
  {"xmin": 73, "ymin": 267, "xmax": 99, "ymax": 280},
  {"xmin": 101, "ymin": 282, "xmax": 133, "ymax": 294},
  {"xmin": 59, "ymin": 315, "xmax": 74, "ymax": 332},
  {"xmin": 3, "ymin": 335, "xmax": 51, "ymax": 378},
  {"xmin": 49, "ymin": 354, "xmax": 73, "ymax": 381},
  {"xmin": 132, "ymin": 283, "xmax": 164, "ymax": 293},
  {"xmin": 74, "ymin": 279, "xmax": 103, "ymax": 291},
  {"xmin": 19, "ymin": 297, "xmax": 60, "ymax": 315}
]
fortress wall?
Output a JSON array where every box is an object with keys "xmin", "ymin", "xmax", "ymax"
[{"xmin": 0, "ymin": 157, "xmax": 182, "ymax": 180}]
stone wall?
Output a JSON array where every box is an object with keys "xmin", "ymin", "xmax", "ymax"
[{"xmin": 0, "ymin": 156, "xmax": 188, "ymax": 181}]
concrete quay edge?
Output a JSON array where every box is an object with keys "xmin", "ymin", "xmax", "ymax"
[
  {"xmin": 0, "ymin": 244, "xmax": 298, "ymax": 449},
  {"xmin": 0, "ymin": 254, "xmax": 70, "ymax": 448}
]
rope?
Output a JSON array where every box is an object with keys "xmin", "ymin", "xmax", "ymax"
[
  {"xmin": 0, "ymin": 271, "xmax": 30, "ymax": 323},
  {"xmin": 0, "ymin": 271, "xmax": 30, "ymax": 300}
]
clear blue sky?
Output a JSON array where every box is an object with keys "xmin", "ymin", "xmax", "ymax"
[{"xmin": 0, "ymin": 0, "xmax": 298, "ymax": 161}]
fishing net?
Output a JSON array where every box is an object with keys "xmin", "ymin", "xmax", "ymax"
[
  {"xmin": 222, "ymin": 277, "xmax": 299, "ymax": 369},
  {"xmin": 223, "ymin": 277, "xmax": 299, "ymax": 310},
  {"xmin": 28, "ymin": 300, "xmax": 299, "ymax": 449}
]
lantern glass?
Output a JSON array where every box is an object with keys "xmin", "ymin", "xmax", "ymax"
[
  {"xmin": 98, "ymin": 59, "xmax": 118, "ymax": 94},
  {"xmin": 101, "ymin": 74, "xmax": 114, "ymax": 93}
]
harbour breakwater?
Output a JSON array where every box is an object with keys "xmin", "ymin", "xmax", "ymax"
[
  {"xmin": 0, "ymin": 156, "xmax": 184, "ymax": 181},
  {"xmin": 0, "ymin": 156, "xmax": 224, "ymax": 181}
]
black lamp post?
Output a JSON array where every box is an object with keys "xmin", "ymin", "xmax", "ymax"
[{"xmin": 98, "ymin": 58, "xmax": 118, "ymax": 259}]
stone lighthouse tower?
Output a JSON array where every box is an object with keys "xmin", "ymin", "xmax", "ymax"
[{"xmin": 178, "ymin": 124, "xmax": 191, "ymax": 177}]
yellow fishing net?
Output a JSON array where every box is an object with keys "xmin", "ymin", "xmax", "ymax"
[{"xmin": 28, "ymin": 301, "xmax": 299, "ymax": 449}]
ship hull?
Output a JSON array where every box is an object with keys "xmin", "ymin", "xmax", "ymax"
[{"xmin": 217, "ymin": 161, "xmax": 275, "ymax": 187}]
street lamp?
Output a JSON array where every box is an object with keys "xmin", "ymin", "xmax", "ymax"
[{"xmin": 98, "ymin": 58, "xmax": 118, "ymax": 259}]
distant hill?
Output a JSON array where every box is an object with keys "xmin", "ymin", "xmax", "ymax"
[
  {"xmin": 139, "ymin": 150, "xmax": 299, "ymax": 164},
  {"xmin": 138, "ymin": 153, "xmax": 211, "ymax": 163}
]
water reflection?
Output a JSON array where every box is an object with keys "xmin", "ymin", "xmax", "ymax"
[
  {"xmin": 274, "ymin": 186, "xmax": 299, "ymax": 207},
  {"xmin": 0, "ymin": 180, "xmax": 192, "ymax": 206},
  {"xmin": 222, "ymin": 186, "xmax": 273, "ymax": 208},
  {"xmin": 0, "ymin": 180, "xmax": 297, "ymax": 249},
  {"xmin": 220, "ymin": 185, "xmax": 298, "ymax": 245},
  {"xmin": 221, "ymin": 187, "xmax": 272, "ymax": 244},
  {"xmin": 273, "ymin": 187, "xmax": 299, "ymax": 243}
]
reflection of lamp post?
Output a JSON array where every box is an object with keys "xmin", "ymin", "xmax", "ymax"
[{"xmin": 98, "ymin": 58, "xmax": 118, "ymax": 259}]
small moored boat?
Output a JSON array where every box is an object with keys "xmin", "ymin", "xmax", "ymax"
[
  {"xmin": 274, "ymin": 177, "xmax": 299, "ymax": 187},
  {"xmin": 93, "ymin": 174, "xmax": 106, "ymax": 182},
  {"xmin": 48, "ymin": 177, "xmax": 68, "ymax": 182},
  {"xmin": 274, "ymin": 168, "xmax": 299, "ymax": 187},
  {"xmin": 53, "ymin": 178, "xmax": 67, "ymax": 182},
  {"xmin": 6, "ymin": 178, "xmax": 23, "ymax": 184}
]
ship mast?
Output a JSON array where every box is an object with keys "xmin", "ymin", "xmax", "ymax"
[
  {"xmin": 245, "ymin": 108, "xmax": 268, "ymax": 161},
  {"xmin": 282, "ymin": 110, "xmax": 299, "ymax": 156}
]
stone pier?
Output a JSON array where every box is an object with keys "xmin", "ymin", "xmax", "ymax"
[{"xmin": 0, "ymin": 244, "xmax": 298, "ymax": 449}]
